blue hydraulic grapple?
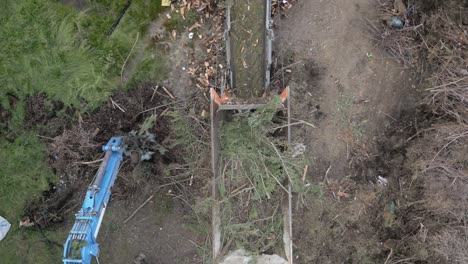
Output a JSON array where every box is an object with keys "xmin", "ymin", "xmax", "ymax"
[{"xmin": 63, "ymin": 137, "xmax": 125, "ymax": 264}]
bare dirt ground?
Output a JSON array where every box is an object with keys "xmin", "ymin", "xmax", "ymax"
[
  {"xmin": 273, "ymin": 0, "xmax": 421, "ymax": 263},
  {"xmin": 276, "ymin": 0, "xmax": 419, "ymax": 181},
  {"xmin": 99, "ymin": 190, "xmax": 201, "ymax": 264}
]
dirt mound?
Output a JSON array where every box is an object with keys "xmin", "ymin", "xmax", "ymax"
[
  {"xmin": 396, "ymin": 122, "xmax": 468, "ymax": 263},
  {"xmin": 359, "ymin": 119, "xmax": 468, "ymax": 264}
]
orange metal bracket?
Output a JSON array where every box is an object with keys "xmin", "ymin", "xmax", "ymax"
[{"xmin": 210, "ymin": 88, "xmax": 229, "ymax": 105}]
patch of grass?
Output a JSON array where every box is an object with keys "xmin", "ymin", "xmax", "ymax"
[
  {"xmin": 334, "ymin": 92, "xmax": 367, "ymax": 141},
  {"xmin": 167, "ymin": 111, "xmax": 199, "ymax": 146},
  {"xmin": 0, "ymin": 0, "xmax": 168, "ymax": 112},
  {"xmin": 164, "ymin": 10, "xmax": 199, "ymax": 33},
  {"xmin": 351, "ymin": 120, "xmax": 366, "ymax": 140},
  {"xmin": 92, "ymin": 0, "xmax": 166, "ymax": 34},
  {"xmin": 165, "ymin": 111, "xmax": 208, "ymax": 162},
  {"xmin": 335, "ymin": 92, "xmax": 354, "ymax": 123},
  {"xmin": 0, "ymin": 227, "xmax": 68, "ymax": 264},
  {"xmin": 0, "ymin": 134, "xmax": 54, "ymax": 220},
  {"xmin": 0, "ymin": 133, "xmax": 60, "ymax": 263},
  {"xmin": 0, "ymin": 1, "xmax": 107, "ymax": 110},
  {"xmin": 87, "ymin": 0, "xmax": 169, "ymax": 85},
  {"xmin": 7, "ymin": 100, "xmax": 27, "ymax": 134},
  {"xmin": 127, "ymin": 45, "xmax": 170, "ymax": 85}
]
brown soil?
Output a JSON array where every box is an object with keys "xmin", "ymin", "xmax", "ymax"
[
  {"xmin": 269, "ymin": 0, "xmax": 468, "ymax": 263},
  {"xmin": 99, "ymin": 188, "xmax": 202, "ymax": 264},
  {"xmin": 273, "ymin": 0, "xmax": 421, "ymax": 263},
  {"xmin": 393, "ymin": 121, "xmax": 468, "ymax": 263},
  {"xmin": 276, "ymin": 0, "xmax": 421, "ymax": 181},
  {"xmin": 25, "ymin": 84, "xmax": 171, "ymax": 213}
]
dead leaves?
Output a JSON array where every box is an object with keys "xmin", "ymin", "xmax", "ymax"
[
  {"xmin": 180, "ymin": 6, "xmax": 185, "ymax": 20},
  {"xmin": 189, "ymin": 22, "xmax": 202, "ymax": 32},
  {"xmin": 190, "ymin": 45, "xmax": 221, "ymax": 90},
  {"xmin": 165, "ymin": 1, "xmax": 226, "ymax": 91},
  {"xmin": 326, "ymin": 179, "xmax": 355, "ymax": 201},
  {"xmin": 176, "ymin": 0, "xmax": 297, "ymax": 93},
  {"xmin": 271, "ymin": 0, "xmax": 296, "ymax": 16}
]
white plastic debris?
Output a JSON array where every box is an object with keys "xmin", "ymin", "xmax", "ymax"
[
  {"xmin": 257, "ymin": 254, "xmax": 288, "ymax": 264},
  {"xmin": 291, "ymin": 143, "xmax": 306, "ymax": 158},
  {"xmin": 220, "ymin": 250, "xmax": 287, "ymax": 264},
  {"xmin": 0, "ymin": 216, "xmax": 11, "ymax": 241},
  {"xmin": 377, "ymin": 176, "xmax": 388, "ymax": 186},
  {"xmin": 219, "ymin": 250, "xmax": 252, "ymax": 264},
  {"xmin": 188, "ymin": 32, "xmax": 194, "ymax": 39},
  {"xmin": 140, "ymin": 151, "xmax": 155, "ymax": 161}
]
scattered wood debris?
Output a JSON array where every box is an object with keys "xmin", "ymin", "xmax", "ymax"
[
  {"xmin": 168, "ymin": 0, "xmax": 226, "ymax": 91},
  {"xmin": 271, "ymin": 0, "xmax": 297, "ymax": 16},
  {"xmin": 167, "ymin": 0, "xmax": 299, "ymax": 94}
]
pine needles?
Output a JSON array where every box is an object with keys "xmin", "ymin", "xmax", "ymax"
[
  {"xmin": 220, "ymin": 97, "xmax": 305, "ymax": 200},
  {"xmin": 218, "ymin": 97, "xmax": 306, "ymax": 253}
]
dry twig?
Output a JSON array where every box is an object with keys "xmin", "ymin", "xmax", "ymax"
[
  {"xmin": 123, "ymin": 194, "xmax": 154, "ymax": 224},
  {"xmin": 121, "ymin": 32, "xmax": 140, "ymax": 84}
]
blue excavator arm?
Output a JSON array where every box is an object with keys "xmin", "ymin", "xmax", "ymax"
[{"xmin": 63, "ymin": 137, "xmax": 125, "ymax": 264}]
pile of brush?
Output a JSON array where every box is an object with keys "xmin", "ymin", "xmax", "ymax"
[
  {"xmin": 373, "ymin": 0, "xmax": 467, "ymax": 122},
  {"xmin": 374, "ymin": 1, "xmax": 468, "ymax": 263},
  {"xmin": 218, "ymin": 98, "xmax": 306, "ymax": 253}
]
